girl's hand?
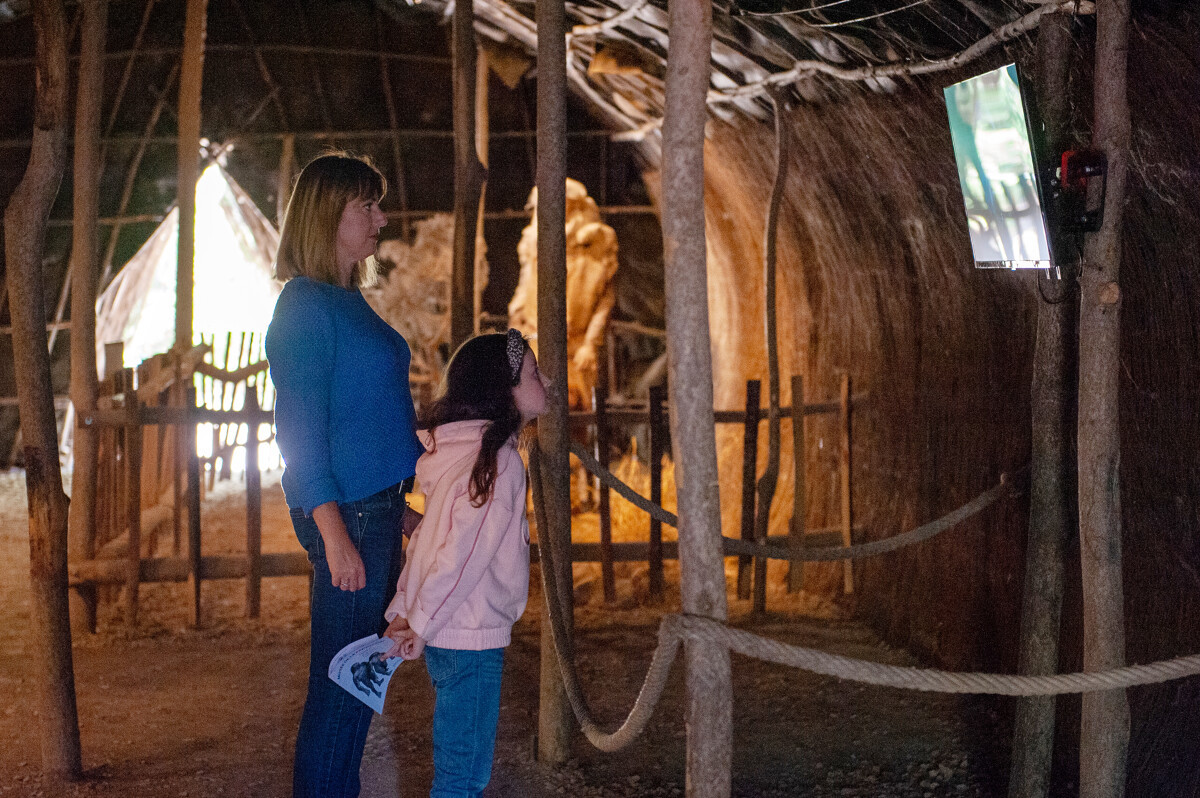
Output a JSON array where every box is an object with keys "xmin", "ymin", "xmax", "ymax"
[
  {"xmin": 382, "ymin": 617, "xmax": 425, "ymax": 660},
  {"xmin": 383, "ymin": 614, "xmax": 410, "ymax": 644},
  {"xmin": 400, "ymin": 632, "xmax": 426, "ymax": 660}
]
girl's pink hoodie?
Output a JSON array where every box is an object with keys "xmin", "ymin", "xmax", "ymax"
[{"xmin": 385, "ymin": 419, "xmax": 530, "ymax": 650}]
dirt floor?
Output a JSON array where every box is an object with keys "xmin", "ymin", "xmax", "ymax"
[{"xmin": 0, "ymin": 468, "xmax": 1045, "ymax": 797}]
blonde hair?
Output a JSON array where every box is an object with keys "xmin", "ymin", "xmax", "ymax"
[{"xmin": 274, "ymin": 152, "xmax": 387, "ymax": 287}]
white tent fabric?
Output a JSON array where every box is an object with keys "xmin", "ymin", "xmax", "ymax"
[
  {"xmin": 63, "ymin": 164, "xmax": 282, "ymax": 468},
  {"xmin": 94, "ymin": 162, "xmax": 281, "ymax": 375}
]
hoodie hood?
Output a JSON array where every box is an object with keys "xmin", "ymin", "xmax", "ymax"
[{"xmin": 415, "ymin": 420, "xmax": 490, "ymax": 489}]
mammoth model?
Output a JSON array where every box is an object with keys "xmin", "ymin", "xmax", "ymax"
[{"xmin": 507, "ymin": 178, "xmax": 618, "ymax": 410}]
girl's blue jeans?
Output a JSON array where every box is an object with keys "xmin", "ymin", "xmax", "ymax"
[
  {"xmin": 290, "ymin": 483, "xmax": 407, "ymax": 798},
  {"xmin": 425, "ymin": 646, "xmax": 506, "ymax": 798}
]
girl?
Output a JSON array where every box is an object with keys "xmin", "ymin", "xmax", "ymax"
[
  {"xmin": 265, "ymin": 152, "xmax": 423, "ymax": 798},
  {"xmin": 383, "ymin": 330, "xmax": 547, "ymax": 798}
]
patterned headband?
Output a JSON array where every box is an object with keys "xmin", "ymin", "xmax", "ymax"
[{"xmin": 506, "ymin": 329, "xmax": 525, "ymax": 385}]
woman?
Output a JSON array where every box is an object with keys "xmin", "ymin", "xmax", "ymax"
[{"xmin": 265, "ymin": 152, "xmax": 423, "ymax": 798}]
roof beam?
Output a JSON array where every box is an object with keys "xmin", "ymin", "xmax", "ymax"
[
  {"xmin": 229, "ymin": 0, "xmax": 289, "ymax": 130},
  {"xmin": 0, "ymin": 42, "xmax": 451, "ymax": 67},
  {"xmin": 0, "ymin": 127, "xmax": 625, "ymax": 149},
  {"xmin": 291, "ymin": 0, "xmax": 333, "ymax": 130},
  {"xmin": 35, "ymin": 204, "xmax": 656, "ymax": 228},
  {"xmin": 99, "ymin": 59, "xmax": 181, "ymax": 289}
]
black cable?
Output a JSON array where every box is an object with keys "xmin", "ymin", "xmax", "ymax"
[{"xmin": 1036, "ymin": 234, "xmax": 1082, "ymax": 305}]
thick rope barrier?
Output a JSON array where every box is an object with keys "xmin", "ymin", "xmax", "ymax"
[
  {"xmin": 569, "ymin": 441, "xmax": 1014, "ymax": 561},
  {"xmin": 532, "ymin": 444, "xmax": 682, "ymax": 752},
  {"xmin": 687, "ymin": 616, "xmax": 1200, "ymax": 696},
  {"xmin": 535, "ymin": 445, "xmax": 1200, "ymax": 754}
]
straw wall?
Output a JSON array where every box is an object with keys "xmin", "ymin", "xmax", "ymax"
[
  {"xmin": 696, "ymin": 15, "xmax": 1200, "ymax": 793},
  {"xmin": 700, "ymin": 89, "xmax": 1035, "ymax": 671}
]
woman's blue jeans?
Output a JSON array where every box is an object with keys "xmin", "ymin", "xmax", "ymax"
[
  {"xmin": 291, "ymin": 484, "xmax": 407, "ymax": 798},
  {"xmin": 425, "ymin": 646, "xmax": 506, "ymax": 798}
]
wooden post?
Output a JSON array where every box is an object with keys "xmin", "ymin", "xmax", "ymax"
[
  {"xmin": 176, "ymin": 0, "xmax": 206, "ymax": 353},
  {"xmin": 103, "ymin": 343, "xmax": 124, "ymax": 381},
  {"xmin": 376, "ymin": 6, "xmax": 411, "ymax": 241},
  {"xmin": 737, "ymin": 379, "xmax": 760, "ymax": 599},
  {"xmin": 1078, "ymin": 0, "xmax": 1131, "ymax": 794},
  {"xmin": 606, "ymin": 328, "xmax": 618, "ymax": 398},
  {"xmin": 176, "ymin": 0, "xmax": 207, "ymax": 535},
  {"xmin": 1008, "ymin": 12, "xmax": 1077, "ymax": 798},
  {"xmin": 752, "ymin": 88, "xmax": 791, "ymax": 616},
  {"xmin": 787, "ymin": 375, "xmax": 806, "ymax": 592},
  {"xmin": 535, "ymin": 0, "xmax": 574, "ymax": 764},
  {"xmin": 171, "ymin": 373, "xmax": 184, "ymax": 555},
  {"xmin": 648, "ymin": 384, "xmax": 665, "ymax": 598},
  {"xmin": 186, "ymin": 386, "xmax": 203, "ymax": 627},
  {"xmin": 245, "ymin": 383, "xmax": 262, "ymax": 618},
  {"xmin": 67, "ymin": 0, "xmax": 108, "ymax": 637},
  {"xmin": 3, "ymin": 0, "xmax": 83, "ymax": 779},
  {"xmin": 124, "ymin": 380, "xmax": 142, "ymax": 627},
  {"xmin": 662, "ymin": 0, "xmax": 733, "ymax": 789},
  {"xmin": 474, "ymin": 44, "xmax": 490, "ymax": 332},
  {"xmin": 450, "ymin": 0, "xmax": 484, "ymax": 352},
  {"xmin": 277, "ymin": 133, "xmax": 294, "ymax": 229},
  {"xmin": 594, "ymin": 384, "xmax": 615, "ymax": 603},
  {"xmin": 839, "ymin": 373, "xmax": 854, "ymax": 594}
]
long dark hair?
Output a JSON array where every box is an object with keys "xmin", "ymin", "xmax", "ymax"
[{"xmin": 422, "ymin": 333, "xmax": 528, "ymax": 506}]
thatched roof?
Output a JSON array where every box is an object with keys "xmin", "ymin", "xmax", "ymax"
[
  {"xmin": 1, "ymin": 0, "xmax": 1098, "ymax": 152},
  {"xmin": 452, "ymin": 0, "xmax": 1095, "ymax": 136}
]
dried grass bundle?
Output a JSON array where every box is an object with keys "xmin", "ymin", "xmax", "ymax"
[{"xmin": 364, "ymin": 214, "xmax": 457, "ymax": 384}]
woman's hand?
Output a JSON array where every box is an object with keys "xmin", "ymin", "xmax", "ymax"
[{"xmin": 312, "ymin": 502, "xmax": 366, "ymax": 591}]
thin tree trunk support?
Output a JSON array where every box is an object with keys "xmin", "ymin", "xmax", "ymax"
[
  {"xmin": 648, "ymin": 383, "xmax": 666, "ymax": 597},
  {"xmin": 3, "ymin": 0, "xmax": 83, "ymax": 779},
  {"xmin": 752, "ymin": 88, "xmax": 790, "ymax": 615},
  {"xmin": 737, "ymin": 380, "xmax": 760, "ymax": 599},
  {"xmin": 839, "ymin": 373, "xmax": 854, "ymax": 594},
  {"xmin": 277, "ymin": 133, "xmax": 294, "ymax": 228},
  {"xmin": 1008, "ymin": 12, "xmax": 1076, "ymax": 798},
  {"xmin": 450, "ymin": 0, "xmax": 484, "ymax": 352},
  {"xmin": 1077, "ymin": 0, "xmax": 1131, "ymax": 795},
  {"xmin": 67, "ymin": 0, "xmax": 108, "ymax": 637},
  {"xmin": 535, "ymin": 0, "xmax": 574, "ymax": 765},
  {"xmin": 475, "ymin": 46, "xmax": 490, "ymax": 332},
  {"xmin": 176, "ymin": 0, "xmax": 207, "ymax": 352},
  {"xmin": 787, "ymin": 374, "xmax": 806, "ymax": 591},
  {"xmin": 662, "ymin": 0, "xmax": 732, "ymax": 792}
]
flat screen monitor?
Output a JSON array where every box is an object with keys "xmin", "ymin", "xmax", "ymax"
[{"xmin": 944, "ymin": 64, "xmax": 1052, "ymax": 269}]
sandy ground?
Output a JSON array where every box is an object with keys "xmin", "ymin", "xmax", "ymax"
[{"xmin": 0, "ymin": 468, "xmax": 1052, "ymax": 797}]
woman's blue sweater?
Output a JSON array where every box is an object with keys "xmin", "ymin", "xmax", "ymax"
[{"xmin": 265, "ymin": 276, "xmax": 422, "ymax": 515}]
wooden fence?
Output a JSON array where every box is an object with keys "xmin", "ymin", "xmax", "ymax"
[
  {"xmin": 69, "ymin": 341, "xmax": 862, "ymax": 625},
  {"xmin": 570, "ymin": 372, "xmax": 864, "ymax": 613},
  {"xmin": 69, "ymin": 340, "xmax": 291, "ymax": 628}
]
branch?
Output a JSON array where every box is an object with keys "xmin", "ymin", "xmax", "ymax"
[
  {"xmin": 707, "ymin": 0, "xmax": 1095, "ymax": 104},
  {"xmin": 567, "ymin": 0, "xmax": 651, "ymax": 40}
]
